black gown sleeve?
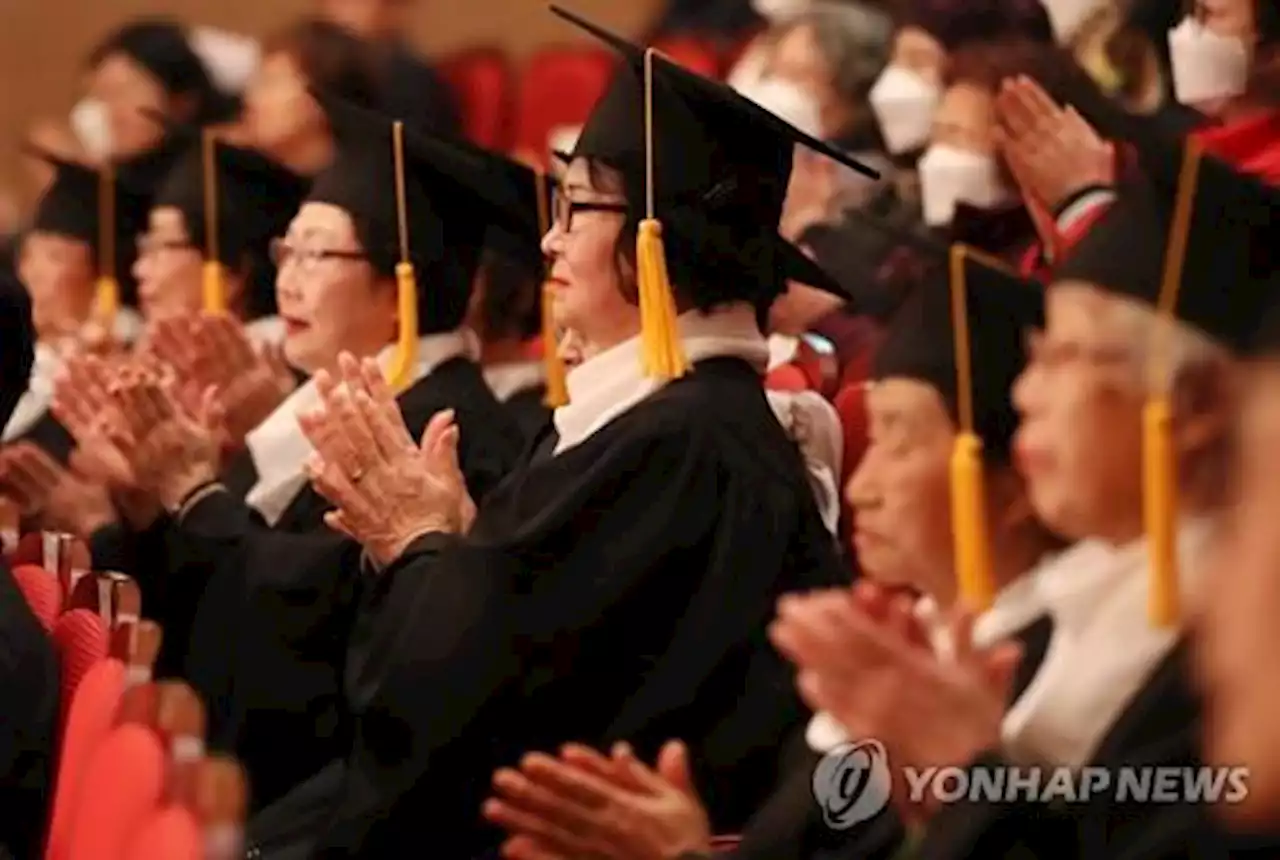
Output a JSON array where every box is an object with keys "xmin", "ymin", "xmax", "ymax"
[{"xmin": 0, "ymin": 561, "xmax": 59, "ymax": 859}]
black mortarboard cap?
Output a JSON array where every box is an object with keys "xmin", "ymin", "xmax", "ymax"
[
  {"xmin": 1047, "ymin": 84, "xmax": 1280, "ymax": 352},
  {"xmin": 28, "ymin": 148, "xmax": 151, "ymax": 274},
  {"xmin": 153, "ymin": 140, "xmax": 309, "ymax": 270},
  {"xmin": 550, "ymin": 5, "xmax": 878, "ymax": 307},
  {"xmin": 0, "ymin": 270, "xmax": 35, "ymax": 429},
  {"xmin": 306, "ymin": 90, "xmax": 551, "ymax": 336},
  {"xmin": 874, "ymin": 249, "xmax": 1043, "ymax": 463}
]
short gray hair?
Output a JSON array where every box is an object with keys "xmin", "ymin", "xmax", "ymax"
[
  {"xmin": 1097, "ymin": 294, "xmax": 1230, "ymax": 396},
  {"xmin": 778, "ymin": 2, "xmax": 893, "ymax": 104}
]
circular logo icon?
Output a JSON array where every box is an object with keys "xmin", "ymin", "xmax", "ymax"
[{"xmin": 812, "ymin": 739, "xmax": 892, "ymax": 829}]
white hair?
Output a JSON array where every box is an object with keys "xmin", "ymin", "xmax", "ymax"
[{"xmin": 1097, "ymin": 294, "xmax": 1230, "ymax": 396}]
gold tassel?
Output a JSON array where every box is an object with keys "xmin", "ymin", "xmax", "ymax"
[
  {"xmin": 386, "ymin": 261, "xmax": 419, "ymax": 391},
  {"xmin": 95, "ymin": 164, "xmax": 119, "ymax": 324},
  {"xmin": 947, "ymin": 245, "xmax": 994, "ymax": 611},
  {"xmin": 1143, "ymin": 399, "xmax": 1178, "ymax": 626},
  {"xmin": 201, "ymin": 130, "xmax": 227, "ymax": 314},
  {"xmin": 386, "ymin": 121, "xmax": 419, "ymax": 393},
  {"xmin": 637, "ymin": 49, "xmax": 689, "ymax": 381},
  {"xmin": 951, "ymin": 432, "xmax": 994, "ymax": 611},
  {"xmin": 202, "ymin": 261, "xmax": 227, "ymax": 314},
  {"xmin": 1142, "ymin": 138, "xmax": 1203, "ymax": 628},
  {"xmin": 541, "ymin": 283, "xmax": 568, "ymax": 407}
]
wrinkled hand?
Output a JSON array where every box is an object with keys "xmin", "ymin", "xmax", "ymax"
[
  {"xmin": 148, "ymin": 313, "xmax": 295, "ymax": 446},
  {"xmin": 300, "ymin": 353, "xmax": 475, "ymax": 565},
  {"xmin": 769, "ymin": 587, "xmax": 1018, "ymax": 817},
  {"xmin": 107, "ymin": 367, "xmax": 225, "ymax": 511},
  {"xmin": 485, "ymin": 741, "xmax": 712, "ymax": 860},
  {"xmin": 995, "ymin": 75, "xmax": 1115, "ymax": 213},
  {"xmin": 52, "ymin": 352, "xmax": 139, "ymax": 489},
  {"xmin": 0, "ymin": 442, "xmax": 117, "ymax": 536}
]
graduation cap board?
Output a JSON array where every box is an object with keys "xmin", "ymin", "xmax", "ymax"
[
  {"xmin": 26, "ymin": 147, "xmax": 152, "ymax": 324},
  {"xmin": 549, "ymin": 5, "xmax": 881, "ymax": 379},
  {"xmin": 874, "ymin": 241, "xmax": 1043, "ymax": 609},
  {"xmin": 307, "ymin": 89, "xmax": 547, "ymax": 390},
  {"xmin": 151, "ymin": 131, "xmax": 309, "ymax": 313}
]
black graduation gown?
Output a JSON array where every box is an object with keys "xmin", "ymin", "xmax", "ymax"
[
  {"xmin": 244, "ymin": 356, "xmax": 849, "ymax": 858},
  {"xmin": 914, "ymin": 641, "xmax": 1280, "ymax": 859},
  {"xmin": 0, "ymin": 559, "xmax": 59, "ymax": 860},
  {"xmin": 126, "ymin": 357, "xmax": 523, "ymax": 812},
  {"xmin": 720, "ymin": 615, "xmax": 1056, "ymax": 860},
  {"xmin": 9, "ymin": 413, "xmax": 74, "ymax": 464},
  {"xmin": 503, "ymin": 383, "xmax": 551, "ymax": 447}
]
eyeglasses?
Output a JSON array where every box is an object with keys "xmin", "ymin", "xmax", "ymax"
[
  {"xmin": 551, "ymin": 187, "xmax": 627, "ymax": 232},
  {"xmin": 269, "ymin": 238, "xmax": 366, "ymax": 273}
]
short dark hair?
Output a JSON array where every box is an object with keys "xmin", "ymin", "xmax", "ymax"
[
  {"xmin": 261, "ymin": 18, "xmax": 384, "ymax": 109},
  {"xmin": 477, "ymin": 249, "xmax": 542, "ymax": 342},
  {"xmin": 944, "ymin": 37, "xmax": 1094, "ymax": 96}
]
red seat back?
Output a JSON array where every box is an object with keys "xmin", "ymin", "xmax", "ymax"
[
  {"xmin": 64, "ymin": 724, "xmax": 166, "ymax": 860},
  {"xmin": 122, "ymin": 806, "xmax": 200, "ymax": 860},
  {"xmin": 53, "ymin": 609, "xmax": 109, "ymax": 721},
  {"xmin": 651, "ymin": 36, "xmax": 723, "ymax": 78},
  {"xmin": 47, "ymin": 658, "xmax": 126, "ymax": 860},
  {"xmin": 10, "ymin": 563, "xmax": 61, "ymax": 632},
  {"xmin": 438, "ymin": 47, "xmax": 513, "ymax": 151},
  {"xmin": 513, "ymin": 46, "xmax": 615, "ymax": 167}
]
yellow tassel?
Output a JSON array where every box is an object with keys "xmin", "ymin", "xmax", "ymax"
[
  {"xmin": 1143, "ymin": 398, "xmax": 1179, "ymax": 627},
  {"xmin": 385, "ymin": 261, "xmax": 419, "ymax": 392},
  {"xmin": 541, "ymin": 283, "xmax": 569, "ymax": 407},
  {"xmin": 94, "ymin": 274, "xmax": 120, "ymax": 323},
  {"xmin": 950, "ymin": 432, "xmax": 995, "ymax": 611},
  {"xmin": 636, "ymin": 219, "xmax": 688, "ymax": 380},
  {"xmin": 202, "ymin": 261, "xmax": 227, "ymax": 314}
]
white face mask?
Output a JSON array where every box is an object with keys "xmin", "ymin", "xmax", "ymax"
[
  {"xmin": 70, "ymin": 98, "xmax": 113, "ymax": 161},
  {"xmin": 868, "ymin": 65, "xmax": 941, "ymax": 155},
  {"xmin": 1042, "ymin": 0, "xmax": 1105, "ymax": 44},
  {"xmin": 1168, "ymin": 16, "xmax": 1250, "ymax": 111},
  {"xmin": 917, "ymin": 144, "xmax": 1014, "ymax": 227},
  {"xmin": 751, "ymin": 0, "xmax": 808, "ymax": 23}
]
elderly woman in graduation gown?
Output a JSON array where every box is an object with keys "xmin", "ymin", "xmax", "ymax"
[
  {"xmin": 779, "ymin": 130, "xmax": 1280, "ymax": 857},
  {"xmin": 0, "ymin": 273, "xmax": 60, "ymax": 860},
  {"xmin": 97, "ymin": 99, "xmax": 528, "ymax": 811},
  {"xmin": 239, "ymin": 13, "xmax": 871, "ymax": 857},
  {"xmin": 482, "ymin": 241, "xmax": 1064, "ymax": 860},
  {"xmin": 5, "ymin": 152, "xmax": 148, "ymax": 459},
  {"xmin": 132, "ymin": 134, "xmax": 310, "ymax": 342}
]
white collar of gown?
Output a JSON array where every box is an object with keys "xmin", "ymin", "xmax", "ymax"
[
  {"xmin": 243, "ymin": 329, "xmax": 479, "ymax": 526},
  {"xmin": 551, "ymin": 303, "xmax": 844, "ymax": 532},
  {"xmin": 483, "ymin": 360, "xmax": 545, "ymax": 402},
  {"xmin": 1000, "ymin": 517, "xmax": 1213, "ymax": 766},
  {"xmin": 3, "ymin": 307, "xmax": 143, "ymax": 442},
  {"xmin": 806, "ymin": 549, "xmax": 1063, "ymax": 754}
]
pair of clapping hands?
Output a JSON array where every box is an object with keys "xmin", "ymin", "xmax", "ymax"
[{"xmin": 0, "ymin": 313, "xmax": 293, "ymax": 534}]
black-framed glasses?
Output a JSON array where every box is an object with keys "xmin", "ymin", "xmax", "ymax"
[
  {"xmin": 551, "ymin": 187, "xmax": 627, "ymax": 232},
  {"xmin": 269, "ymin": 238, "xmax": 367, "ymax": 272}
]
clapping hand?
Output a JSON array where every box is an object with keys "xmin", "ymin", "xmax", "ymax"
[
  {"xmin": 995, "ymin": 75, "xmax": 1115, "ymax": 215},
  {"xmin": 0, "ymin": 442, "xmax": 117, "ymax": 537},
  {"xmin": 299, "ymin": 353, "xmax": 475, "ymax": 566},
  {"xmin": 106, "ymin": 366, "xmax": 226, "ymax": 511},
  {"xmin": 485, "ymin": 741, "xmax": 713, "ymax": 860},
  {"xmin": 52, "ymin": 352, "xmax": 139, "ymax": 490},
  {"xmin": 147, "ymin": 313, "xmax": 295, "ymax": 447},
  {"xmin": 770, "ymin": 583, "xmax": 1019, "ymax": 819}
]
